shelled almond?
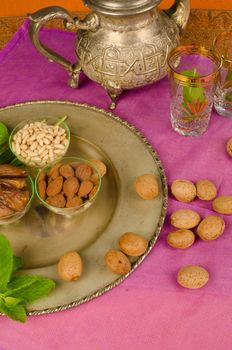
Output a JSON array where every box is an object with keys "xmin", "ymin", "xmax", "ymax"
[{"xmin": 37, "ymin": 159, "xmax": 106, "ymax": 209}]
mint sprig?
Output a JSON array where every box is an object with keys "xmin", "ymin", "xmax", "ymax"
[
  {"xmin": 0, "ymin": 234, "xmax": 56, "ymax": 323},
  {"xmin": 12, "ymin": 256, "xmax": 22, "ymax": 272},
  {"xmin": 0, "ymin": 122, "xmax": 9, "ymax": 146},
  {"xmin": 182, "ymin": 69, "xmax": 205, "ymax": 110},
  {"xmin": 0, "ymin": 121, "xmax": 22, "ymax": 165},
  {"xmin": 0, "ymin": 299, "xmax": 27, "ymax": 323},
  {"xmin": 0, "ymin": 235, "xmax": 13, "ymax": 291}
]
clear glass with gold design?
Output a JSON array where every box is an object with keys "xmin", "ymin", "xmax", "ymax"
[
  {"xmin": 214, "ymin": 32, "xmax": 232, "ymax": 118},
  {"xmin": 168, "ymin": 45, "xmax": 221, "ymax": 136}
]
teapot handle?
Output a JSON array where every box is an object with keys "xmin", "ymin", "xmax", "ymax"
[
  {"xmin": 164, "ymin": 0, "xmax": 190, "ymax": 32},
  {"xmin": 28, "ymin": 6, "xmax": 100, "ymax": 87}
]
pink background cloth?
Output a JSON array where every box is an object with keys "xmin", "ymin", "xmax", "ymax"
[{"xmin": 0, "ymin": 21, "xmax": 232, "ymax": 350}]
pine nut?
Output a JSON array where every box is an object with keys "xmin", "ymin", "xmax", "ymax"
[
  {"xmin": 55, "ymin": 143, "xmax": 65, "ymax": 149},
  {"xmin": 38, "ymin": 146, "xmax": 45, "ymax": 155},
  {"xmin": 12, "ymin": 120, "xmax": 68, "ymax": 166},
  {"xmin": 54, "ymin": 136, "xmax": 60, "ymax": 144}
]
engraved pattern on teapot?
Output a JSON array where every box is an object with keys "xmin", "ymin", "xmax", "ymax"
[
  {"xmin": 28, "ymin": 0, "xmax": 190, "ymax": 108},
  {"xmin": 76, "ymin": 12, "xmax": 179, "ymax": 92}
]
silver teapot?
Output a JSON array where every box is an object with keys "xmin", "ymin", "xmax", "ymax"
[{"xmin": 29, "ymin": 0, "xmax": 190, "ymax": 109}]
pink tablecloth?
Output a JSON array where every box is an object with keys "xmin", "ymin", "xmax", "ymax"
[{"xmin": 0, "ymin": 20, "xmax": 232, "ymax": 350}]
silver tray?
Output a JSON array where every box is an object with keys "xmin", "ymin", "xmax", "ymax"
[{"xmin": 0, "ymin": 101, "xmax": 167, "ymax": 315}]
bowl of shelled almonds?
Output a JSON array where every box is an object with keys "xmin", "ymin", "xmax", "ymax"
[{"xmin": 35, "ymin": 157, "xmax": 102, "ymax": 216}]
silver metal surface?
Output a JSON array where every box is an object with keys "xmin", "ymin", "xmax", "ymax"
[
  {"xmin": 0, "ymin": 100, "xmax": 167, "ymax": 315},
  {"xmin": 84, "ymin": 0, "xmax": 161, "ymax": 16},
  {"xmin": 28, "ymin": 1, "xmax": 190, "ymax": 108}
]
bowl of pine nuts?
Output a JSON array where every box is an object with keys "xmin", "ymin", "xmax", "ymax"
[{"xmin": 9, "ymin": 117, "xmax": 70, "ymax": 168}]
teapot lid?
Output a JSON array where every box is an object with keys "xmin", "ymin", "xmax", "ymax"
[{"xmin": 84, "ymin": 0, "xmax": 161, "ymax": 16}]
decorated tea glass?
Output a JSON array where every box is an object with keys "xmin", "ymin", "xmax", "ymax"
[
  {"xmin": 213, "ymin": 31, "xmax": 232, "ymax": 118},
  {"xmin": 167, "ymin": 45, "xmax": 221, "ymax": 136}
]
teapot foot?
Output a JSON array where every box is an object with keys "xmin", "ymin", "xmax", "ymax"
[
  {"xmin": 107, "ymin": 88, "xmax": 122, "ymax": 110},
  {"xmin": 69, "ymin": 62, "xmax": 81, "ymax": 88}
]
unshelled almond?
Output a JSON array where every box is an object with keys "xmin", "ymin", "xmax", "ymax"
[
  {"xmin": 177, "ymin": 265, "xmax": 209, "ymax": 289},
  {"xmin": 167, "ymin": 229, "xmax": 195, "ymax": 249},
  {"xmin": 57, "ymin": 251, "xmax": 83, "ymax": 281},
  {"xmin": 134, "ymin": 174, "xmax": 159, "ymax": 200},
  {"xmin": 170, "ymin": 209, "xmax": 201, "ymax": 229},
  {"xmin": 196, "ymin": 215, "xmax": 225, "ymax": 240},
  {"xmin": 212, "ymin": 196, "xmax": 232, "ymax": 215},
  {"xmin": 171, "ymin": 179, "xmax": 196, "ymax": 203},
  {"xmin": 105, "ymin": 249, "xmax": 131, "ymax": 275},
  {"xmin": 196, "ymin": 179, "xmax": 217, "ymax": 201},
  {"xmin": 119, "ymin": 232, "xmax": 148, "ymax": 256}
]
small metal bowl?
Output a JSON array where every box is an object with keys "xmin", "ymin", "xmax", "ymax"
[
  {"xmin": 9, "ymin": 117, "xmax": 70, "ymax": 169},
  {"xmin": 35, "ymin": 157, "xmax": 102, "ymax": 217},
  {"xmin": 0, "ymin": 176, "xmax": 34, "ymax": 225}
]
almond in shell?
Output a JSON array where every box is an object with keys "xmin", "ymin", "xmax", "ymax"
[
  {"xmin": 196, "ymin": 215, "xmax": 225, "ymax": 240},
  {"xmin": 212, "ymin": 196, "xmax": 232, "ymax": 215},
  {"xmin": 177, "ymin": 265, "xmax": 209, "ymax": 289},
  {"xmin": 134, "ymin": 174, "xmax": 159, "ymax": 200},
  {"xmin": 105, "ymin": 249, "xmax": 131, "ymax": 275},
  {"xmin": 119, "ymin": 232, "xmax": 148, "ymax": 256},
  {"xmin": 167, "ymin": 229, "xmax": 195, "ymax": 249},
  {"xmin": 57, "ymin": 251, "xmax": 83, "ymax": 281},
  {"xmin": 226, "ymin": 138, "xmax": 232, "ymax": 157},
  {"xmin": 196, "ymin": 179, "xmax": 217, "ymax": 201},
  {"xmin": 170, "ymin": 209, "xmax": 201, "ymax": 229},
  {"xmin": 171, "ymin": 179, "xmax": 196, "ymax": 203}
]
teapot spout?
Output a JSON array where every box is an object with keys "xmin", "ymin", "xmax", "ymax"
[{"xmin": 164, "ymin": 0, "xmax": 190, "ymax": 32}]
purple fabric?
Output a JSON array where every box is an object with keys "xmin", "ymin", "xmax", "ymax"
[{"xmin": 1, "ymin": 20, "xmax": 232, "ymax": 350}]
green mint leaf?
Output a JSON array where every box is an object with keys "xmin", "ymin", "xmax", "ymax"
[
  {"xmin": 0, "ymin": 122, "xmax": 9, "ymax": 146},
  {"xmin": 4, "ymin": 296, "xmax": 21, "ymax": 307},
  {"xmin": 10, "ymin": 157, "xmax": 22, "ymax": 166},
  {"xmin": 225, "ymin": 69, "xmax": 232, "ymax": 82},
  {"xmin": 7, "ymin": 275, "xmax": 56, "ymax": 304},
  {"xmin": 0, "ymin": 234, "xmax": 13, "ymax": 291},
  {"xmin": 0, "ymin": 299, "xmax": 26, "ymax": 323},
  {"xmin": 7, "ymin": 274, "xmax": 42, "ymax": 293},
  {"xmin": 0, "ymin": 142, "xmax": 10, "ymax": 156},
  {"xmin": 0, "ymin": 148, "xmax": 15, "ymax": 165},
  {"xmin": 182, "ymin": 69, "xmax": 205, "ymax": 107},
  {"xmin": 12, "ymin": 256, "xmax": 22, "ymax": 272}
]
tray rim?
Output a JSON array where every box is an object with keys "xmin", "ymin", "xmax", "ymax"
[{"xmin": 0, "ymin": 100, "xmax": 168, "ymax": 316}]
